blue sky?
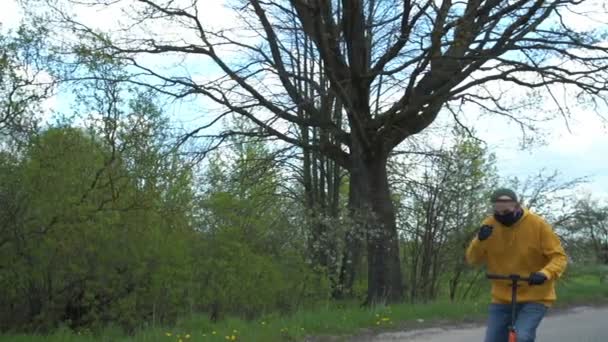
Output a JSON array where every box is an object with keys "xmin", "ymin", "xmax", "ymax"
[
  {"xmin": 2, "ymin": 0, "xmax": 607, "ymax": 199},
  {"xmin": 475, "ymin": 112, "xmax": 608, "ymax": 198}
]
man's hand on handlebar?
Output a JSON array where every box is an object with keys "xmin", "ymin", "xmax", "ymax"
[{"xmin": 528, "ymin": 272, "xmax": 548, "ymax": 285}]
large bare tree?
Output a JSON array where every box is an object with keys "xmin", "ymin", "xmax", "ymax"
[{"xmin": 28, "ymin": 0, "xmax": 608, "ymax": 303}]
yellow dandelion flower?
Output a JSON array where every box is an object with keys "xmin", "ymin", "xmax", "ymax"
[
  {"xmin": 165, "ymin": 332, "xmax": 172, "ymax": 337},
  {"xmin": 231, "ymin": 335, "xmax": 237, "ymax": 340},
  {"xmin": 185, "ymin": 334, "xmax": 191, "ymax": 339},
  {"xmin": 382, "ymin": 317, "xmax": 390, "ymax": 321}
]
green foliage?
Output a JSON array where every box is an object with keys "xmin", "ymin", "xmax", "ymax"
[
  {"xmin": 195, "ymin": 134, "xmax": 330, "ymax": 319},
  {"xmin": 0, "ymin": 62, "xmax": 330, "ymax": 332},
  {"xmin": 0, "ymin": 267, "xmax": 605, "ymax": 341},
  {"xmin": 397, "ymin": 127, "xmax": 499, "ymax": 302},
  {"xmin": 0, "ymin": 99, "xmax": 196, "ymax": 332}
]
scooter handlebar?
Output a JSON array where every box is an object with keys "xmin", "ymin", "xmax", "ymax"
[{"xmin": 486, "ymin": 273, "xmax": 531, "ymax": 282}]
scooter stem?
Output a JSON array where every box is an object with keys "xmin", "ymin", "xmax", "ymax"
[{"xmin": 511, "ymin": 276, "xmax": 518, "ymax": 331}]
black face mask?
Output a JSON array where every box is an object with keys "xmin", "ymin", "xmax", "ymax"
[{"xmin": 494, "ymin": 209, "xmax": 523, "ymax": 227}]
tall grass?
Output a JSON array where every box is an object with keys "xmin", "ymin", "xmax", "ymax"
[{"xmin": 2, "ymin": 265, "xmax": 606, "ymax": 342}]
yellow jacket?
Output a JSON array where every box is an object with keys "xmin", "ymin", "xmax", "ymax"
[{"xmin": 466, "ymin": 208, "xmax": 568, "ymax": 306}]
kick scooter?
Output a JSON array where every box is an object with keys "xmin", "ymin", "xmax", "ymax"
[{"xmin": 486, "ymin": 273, "xmax": 531, "ymax": 342}]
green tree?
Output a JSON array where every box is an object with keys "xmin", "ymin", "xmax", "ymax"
[
  {"xmin": 0, "ymin": 91, "xmax": 198, "ymax": 332},
  {"xmin": 196, "ymin": 131, "xmax": 328, "ymax": 319},
  {"xmin": 569, "ymin": 197, "xmax": 608, "ymax": 265},
  {"xmin": 394, "ymin": 127, "xmax": 497, "ymax": 301}
]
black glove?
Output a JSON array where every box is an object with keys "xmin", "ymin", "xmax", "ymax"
[
  {"xmin": 529, "ymin": 272, "xmax": 548, "ymax": 285},
  {"xmin": 478, "ymin": 225, "xmax": 493, "ymax": 241}
]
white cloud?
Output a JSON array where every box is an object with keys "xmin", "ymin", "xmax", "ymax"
[
  {"xmin": 37, "ymin": 0, "xmax": 234, "ymax": 33},
  {"xmin": 546, "ymin": 111, "xmax": 607, "ymax": 154},
  {"xmin": 476, "ymin": 107, "xmax": 608, "ymax": 197},
  {"xmin": 413, "ymin": 82, "xmax": 608, "ymax": 200},
  {"xmin": 0, "ymin": 0, "xmax": 22, "ymax": 31},
  {"xmin": 559, "ymin": 0, "xmax": 608, "ymax": 31}
]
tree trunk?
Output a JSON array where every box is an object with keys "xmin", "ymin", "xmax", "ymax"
[
  {"xmin": 349, "ymin": 148, "xmax": 404, "ymax": 304},
  {"xmin": 600, "ymin": 243, "xmax": 608, "ymax": 264},
  {"xmin": 336, "ymin": 227, "xmax": 360, "ymax": 299}
]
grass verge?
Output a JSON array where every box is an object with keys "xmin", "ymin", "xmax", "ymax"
[{"xmin": 2, "ymin": 272, "xmax": 606, "ymax": 342}]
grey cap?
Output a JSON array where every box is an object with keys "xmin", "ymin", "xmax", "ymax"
[{"xmin": 490, "ymin": 188, "xmax": 518, "ymax": 202}]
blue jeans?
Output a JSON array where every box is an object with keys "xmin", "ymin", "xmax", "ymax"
[{"xmin": 484, "ymin": 302, "xmax": 548, "ymax": 342}]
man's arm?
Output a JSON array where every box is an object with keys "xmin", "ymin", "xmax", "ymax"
[
  {"xmin": 538, "ymin": 220, "xmax": 568, "ymax": 280},
  {"xmin": 466, "ymin": 236, "xmax": 487, "ymax": 266}
]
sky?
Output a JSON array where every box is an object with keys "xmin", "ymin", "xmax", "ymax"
[{"xmin": 1, "ymin": 0, "xmax": 607, "ymax": 200}]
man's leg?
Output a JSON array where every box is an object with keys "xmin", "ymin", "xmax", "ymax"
[
  {"xmin": 513, "ymin": 302, "xmax": 548, "ymax": 342},
  {"xmin": 484, "ymin": 304, "xmax": 510, "ymax": 342}
]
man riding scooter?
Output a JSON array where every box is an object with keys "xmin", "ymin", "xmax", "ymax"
[{"xmin": 466, "ymin": 188, "xmax": 568, "ymax": 342}]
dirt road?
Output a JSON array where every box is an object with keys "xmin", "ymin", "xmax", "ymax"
[{"xmin": 371, "ymin": 306, "xmax": 608, "ymax": 342}]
